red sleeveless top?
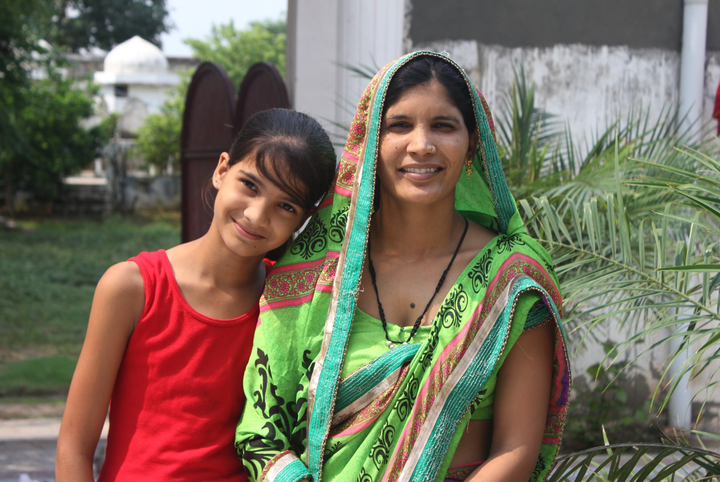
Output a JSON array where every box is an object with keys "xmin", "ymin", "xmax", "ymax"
[{"xmin": 99, "ymin": 250, "xmax": 266, "ymax": 481}]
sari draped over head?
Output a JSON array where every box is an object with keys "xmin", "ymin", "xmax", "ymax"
[{"xmin": 236, "ymin": 51, "xmax": 571, "ymax": 482}]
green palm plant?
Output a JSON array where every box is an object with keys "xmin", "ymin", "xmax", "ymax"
[
  {"xmin": 523, "ymin": 142, "xmax": 720, "ymax": 396},
  {"xmin": 535, "ymin": 143, "xmax": 720, "ymax": 479},
  {"xmin": 495, "ymin": 65, "xmax": 705, "ymax": 220},
  {"xmin": 495, "ymin": 66, "xmax": 566, "ymax": 199},
  {"xmin": 548, "ymin": 442, "xmax": 720, "ymax": 481}
]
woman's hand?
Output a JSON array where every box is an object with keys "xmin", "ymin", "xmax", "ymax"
[
  {"xmin": 55, "ymin": 262, "xmax": 143, "ymax": 482},
  {"xmin": 467, "ymin": 319, "xmax": 555, "ymax": 481}
]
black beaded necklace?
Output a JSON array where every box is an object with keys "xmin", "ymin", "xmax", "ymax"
[{"xmin": 367, "ymin": 218, "xmax": 469, "ymax": 347}]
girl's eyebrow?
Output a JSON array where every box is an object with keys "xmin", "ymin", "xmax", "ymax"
[{"xmin": 238, "ymin": 169, "xmax": 264, "ymax": 187}]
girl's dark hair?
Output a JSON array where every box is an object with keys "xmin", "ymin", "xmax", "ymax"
[
  {"xmin": 223, "ymin": 108, "xmax": 336, "ymax": 260},
  {"xmin": 384, "ymin": 55, "xmax": 477, "ymax": 135}
]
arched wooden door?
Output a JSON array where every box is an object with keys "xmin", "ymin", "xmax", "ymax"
[
  {"xmin": 233, "ymin": 62, "xmax": 290, "ymax": 136},
  {"xmin": 180, "ymin": 62, "xmax": 235, "ymax": 243}
]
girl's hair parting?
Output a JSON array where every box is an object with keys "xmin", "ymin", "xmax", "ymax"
[
  {"xmin": 224, "ymin": 108, "xmax": 336, "ymax": 260},
  {"xmin": 384, "ymin": 55, "xmax": 477, "ymax": 135},
  {"xmin": 227, "ymin": 108, "xmax": 336, "ymax": 213}
]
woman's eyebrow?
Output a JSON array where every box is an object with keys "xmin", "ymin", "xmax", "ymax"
[
  {"xmin": 433, "ymin": 115, "xmax": 460, "ymax": 124},
  {"xmin": 384, "ymin": 114, "xmax": 460, "ymax": 124}
]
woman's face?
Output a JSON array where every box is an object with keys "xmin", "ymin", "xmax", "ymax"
[
  {"xmin": 377, "ymin": 80, "xmax": 474, "ymax": 208},
  {"xmin": 212, "ymin": 153, "xmax": 306, "ymax": 258}
]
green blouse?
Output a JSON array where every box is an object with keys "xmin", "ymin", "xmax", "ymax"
[{"xmin": 340, "ymin": 292, "xmax": 544, "ymax": 421}]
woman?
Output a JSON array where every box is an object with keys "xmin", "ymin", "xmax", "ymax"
[{"xmin": 236, "ymin": 52, "xmax": 571, "ymax": 482}]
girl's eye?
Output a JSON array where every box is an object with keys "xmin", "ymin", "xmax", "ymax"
[
  {"xmin": 241, "ymin": 179, "xmax": 257, "ymax": 192},
  {"xmin": 280, "ymin": 203, "xmax": 297, "ymax": 213}
]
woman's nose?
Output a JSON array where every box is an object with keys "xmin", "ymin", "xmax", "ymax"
[{"xmin": 407, "ymin": 126, "xmax": 435, "ymax": 156}]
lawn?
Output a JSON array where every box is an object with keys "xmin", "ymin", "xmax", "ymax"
[{"xmin": 0, "ymin": 212, "xmax": 180, "ymax": 396}]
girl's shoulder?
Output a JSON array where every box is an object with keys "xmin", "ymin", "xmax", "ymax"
[
  {"xmin": 100, "ymin": 261, "xmax": 144, "ymax": 297},
  {"xmin": 82, "ymin": 260, "xmax": 146, "ymax": 337}
]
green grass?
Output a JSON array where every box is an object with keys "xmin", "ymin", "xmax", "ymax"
[
  {"xmin": 0, "ymin": 356, "xmax": 77, "ymax": 396},
  {"xmin": 0, "ymin": 212, "xmax": 180, "ymax": 396}
]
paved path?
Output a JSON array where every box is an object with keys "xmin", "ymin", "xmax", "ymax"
[{"xmin": 0, "ymin": 418, "xmax": 107, "ymax": 482}]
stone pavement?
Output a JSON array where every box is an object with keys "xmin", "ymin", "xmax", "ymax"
[{"xmin": 0, "ymin": 418, "xmax": 107, "ymax": 482}]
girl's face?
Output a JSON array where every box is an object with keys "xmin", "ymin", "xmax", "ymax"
[
  {"xmin": 212, "ymin": 152, "xmax": 306, "ymax": 258},
  {"xmin": 377, "ymin": 81, "xmax": 475, "ymax": 208}
]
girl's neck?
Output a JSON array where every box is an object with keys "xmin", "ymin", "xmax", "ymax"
[
  {"xmin": 186, "ymin": 231, "xmax": 266, "ymax": 291},
  {"xmin": 371, "ymin": 194, "xmax": 464, "ymax": 260}
]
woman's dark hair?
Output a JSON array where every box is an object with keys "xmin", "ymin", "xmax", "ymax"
[
  {"xmin": 384, "ymin": 55, "xmax": 477, "ymax": 135},
  {"xmin": 223, "ymin": 108, "xmax": 336, "ymax": 260}
]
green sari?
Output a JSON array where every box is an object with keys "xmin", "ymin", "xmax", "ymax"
[{"xmin": 235, "ymin": 51, "xmax": 571, "ymax": 482}]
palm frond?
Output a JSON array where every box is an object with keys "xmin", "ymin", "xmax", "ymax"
[
  {"xmin": 548, "ymin": 443, "xmax": 720, "ymax": 481},
  {"xmin": 525, "ymin": 143, "xmax": 720, "ymax": 407}
]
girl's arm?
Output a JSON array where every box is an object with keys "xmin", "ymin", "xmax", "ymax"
[
  {"xmin": 467, "ymin": 319, "xmax": 555, "ymax": 482},
  {"xmin": 55, "ymin": 261, "xmax": 144, "ymax": 482}
]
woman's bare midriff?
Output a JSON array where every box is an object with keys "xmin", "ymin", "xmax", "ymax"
[{"xmin": 450, "ymin": 419, "xmax": 492, "ymax": 467}]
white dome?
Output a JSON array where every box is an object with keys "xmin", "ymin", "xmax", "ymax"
[{"xmin": 104, "ymin": 36, "xmax": 168, "ymax": 75}]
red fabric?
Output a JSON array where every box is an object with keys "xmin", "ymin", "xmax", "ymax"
[{"xmin": 98, "ymin": 250, "xmax": 267, "ymax": 481}]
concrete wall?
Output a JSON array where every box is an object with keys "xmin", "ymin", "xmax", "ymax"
[
  {"xmin": 410, "ymin": 0, "xmax": 720, "ymax": 51},
  {"xmin": 408, "ymin": 1, "xmax": 720, "ymax": 143},
  {"xmin": 409, "ymin": 40, "xmax": 689, "ymax": 145}
]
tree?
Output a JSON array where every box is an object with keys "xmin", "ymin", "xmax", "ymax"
[
  {"xmin": 134, "ymin": 18, "xmax": 287, "ymax": 173},
  {"xmin": 134, "ymin": 75, "xmax": 189, "ymax": 173},
  {"xmin": 1, "ymin": 74, "xmax": 111, "ymax": 214},
  {"xmin": 184, "ymin": 19, "xmax": 286, "ymax": 88},
  {"xmin": 51, "ymin": 0, "xmax": 171, "ymax": 52},
  {"xmin": 0, "ymin": 0, "xmax": 52, "ymax": 164}
]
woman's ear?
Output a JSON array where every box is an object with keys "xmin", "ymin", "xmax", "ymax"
[
  {"xmin": 467, "ymin": 131, "xmax": 480, "ymax": 161},
  {"xmin": 213, "ymin": 152, "xmax": 231, "ymax": 189}
]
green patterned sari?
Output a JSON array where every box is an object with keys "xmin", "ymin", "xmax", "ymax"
[{"xmin": 235, "ymin": 51, "xmax": 571, "ymax": 482}]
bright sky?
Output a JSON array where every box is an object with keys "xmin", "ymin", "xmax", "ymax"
[{"xmin": 161, "ymin": 0, "xmax": 287, "ymax": 57}]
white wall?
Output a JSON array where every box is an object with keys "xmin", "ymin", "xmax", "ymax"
[
  {"xmin": 410, "ymin": 40, "xmax": 690, "ymax": 145},
  {"xmin": 287, "ymin": 0, "xmax": 405, "ymax": 145}
]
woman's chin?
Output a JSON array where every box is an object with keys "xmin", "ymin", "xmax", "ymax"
[{"xmin": 385, "ymin": 186, "xmax": 454, "ymax": 207}]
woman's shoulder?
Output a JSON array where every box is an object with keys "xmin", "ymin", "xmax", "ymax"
[{"xmin": 464, "ymin": 219, "xmax": 499, "ymax": 255}]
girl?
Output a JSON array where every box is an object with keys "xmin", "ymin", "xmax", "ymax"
[
  {"xmin": 235, "ymin": 53, "xmax": 570, "ymax": 482},
  {"xmin": 56, "ymin": 108, "xmax": 337, "ymax": 482}
]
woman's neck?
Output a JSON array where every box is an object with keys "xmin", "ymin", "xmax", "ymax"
[{"xmin": 371, "ymin": 194, "xmax": 464, "ymax": 260}]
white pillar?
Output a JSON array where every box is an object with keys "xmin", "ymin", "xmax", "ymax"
[
  {"xmin": 678, "ymin": 0, "xmax": 708, "ymax": 141},
  {"xmin": 287, "ymin": 0, "xmax": 405, "ymax": 144}
]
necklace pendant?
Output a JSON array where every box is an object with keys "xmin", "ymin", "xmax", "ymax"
[{"xmin": 387, "ymin": 340, "xmax": 394, "ymax": 348}]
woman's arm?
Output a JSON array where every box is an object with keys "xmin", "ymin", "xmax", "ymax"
[
  {"xmin": 55, "ymin": 262, "xmax": 144, "ymax": 482},
  {"xmin": 467, "ymin": 319, "xmax": 555, "ymax": 481}
]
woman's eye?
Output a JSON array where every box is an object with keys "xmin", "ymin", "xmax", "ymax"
[
  {"xmin": 434, "ymin": 122, "xmax": 455, "ymax": 130},
  {"xmin": 388, "ymin": 121, "xmax": 411, "ymax": 129}
]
